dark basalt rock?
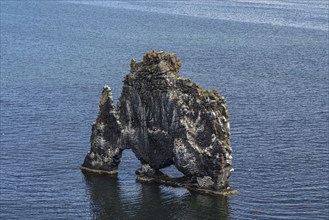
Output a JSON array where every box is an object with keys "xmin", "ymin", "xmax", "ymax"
[{"xmin": 81, "ymin": 51, "xmax": 235, "ymax": 194}]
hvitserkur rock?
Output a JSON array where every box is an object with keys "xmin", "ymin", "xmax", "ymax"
[{"xmin": 81, "ymin": 51, "xmax": 235, "ymax": 195}]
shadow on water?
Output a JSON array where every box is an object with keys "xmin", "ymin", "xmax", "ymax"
[{"xmin": 84, "ymin": 173, "xmax": 231, "ymax": 220}]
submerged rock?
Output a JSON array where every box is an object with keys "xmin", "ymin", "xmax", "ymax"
[{"xmin": 81, "ymin": 51, "xmax": 234, "ymax": 194}]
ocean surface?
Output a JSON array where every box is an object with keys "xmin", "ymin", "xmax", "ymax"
[{"xmin": 0, "ymin": 0, "xmax": 328, "ymax": 219}]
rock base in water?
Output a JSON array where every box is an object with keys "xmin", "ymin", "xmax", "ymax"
[
  {"xmin": 136, "ymin": 174, "xmax": 237, "ymax": 196},
  {"xmin": 80, "ymin": 166, "xmax": 118, "ymax": 175}
]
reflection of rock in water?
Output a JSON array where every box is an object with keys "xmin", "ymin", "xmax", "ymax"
[
  {"xmin": 135, "ymin": 184, "xmax": 230, "ymax": 220},
  {"xmin": 82, "ymin": 51, "xmax": 235, "ymax": 195},
  {"xmin": 83, "ymin": 174, "xmax": 129, "ymax": 219},
  {"xmin": 188, "ymin": 193, "xmax": 230, "ymax": 220},
  {"xmin": 84, "ymin": 172, "xmax": 230, "ymax": 219}
]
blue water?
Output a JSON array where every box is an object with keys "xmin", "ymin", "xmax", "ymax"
[{"xmin": 1, "ymin": 0, "xmax": 328, "ymax": 219}]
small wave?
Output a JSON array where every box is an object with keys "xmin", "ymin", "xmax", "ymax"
[{"xmin": 67, "ymin": 0, "xmax": 328, "ymax": 31}]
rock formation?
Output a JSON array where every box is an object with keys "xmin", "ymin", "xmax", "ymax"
[{"xmin": 81, "ymin": 51, "xmax": 235, "ymax": 195}]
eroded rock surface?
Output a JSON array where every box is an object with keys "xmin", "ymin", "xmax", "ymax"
[{"xmin": 82, "ymin": 51, "xmax": 234, "ymax": 193}]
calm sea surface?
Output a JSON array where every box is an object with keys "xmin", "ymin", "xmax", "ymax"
[{"xmin": 1, "ymin": 0, "xmax": 328, "ymax": 219}]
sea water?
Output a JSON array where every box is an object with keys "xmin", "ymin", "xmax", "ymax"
[{"xmin": 1, "ymin": 0, "xmax": 328, "ymax": 219}]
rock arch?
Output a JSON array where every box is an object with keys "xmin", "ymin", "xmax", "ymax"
[{"xmin": 81, "ymin": 51, "xmax": 235, "ymax": 195}]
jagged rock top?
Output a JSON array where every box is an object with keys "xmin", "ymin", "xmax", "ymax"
[
  {"xmin": 126, "ymin": 51, "xmax": 227, "ymax": 109},
  {"xmin": 130, "ymin": 51, "xmax": 182, "ymax": 75}
]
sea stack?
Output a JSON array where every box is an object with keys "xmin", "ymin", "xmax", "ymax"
[{"xmin": 81, "ymin": 51, "xmax": 235, "ymax": 195}]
